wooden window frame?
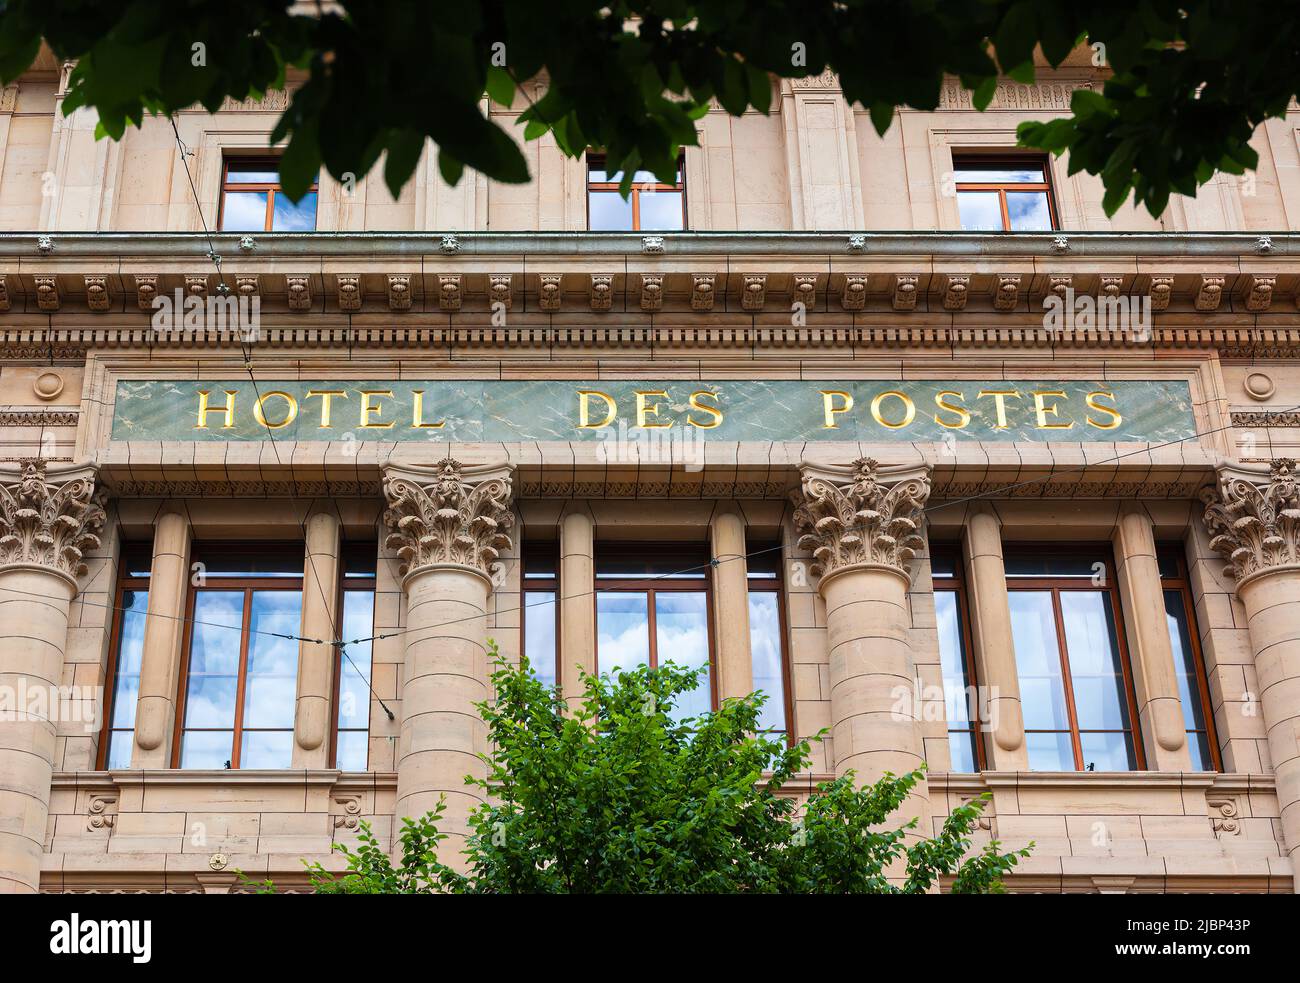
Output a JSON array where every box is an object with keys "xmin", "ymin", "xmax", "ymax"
[
  {"xmin": 218, "ymin": 156, "xmax": 319, "ymax": 232},
  {"xmin": 95, "ymin": 552, "xmax": 151, "ymax": 769},
  {"xmin": 519, "ymin": 540, "xmax": 561, "ymax": 687},
  {"xmin": 585, "ymin": 153, "xmax": 687, "ymax": 231},
  {"xmin": 1158, "ymin": 544, "xmax": 1222, "ymax": 772},
  {"xmin": 593, "ymin": 543, "xmax": 717, "ymax": 709},
  {"xmin": 1005, "ymin": 546, "xmax": 1146, "ymax": 771},
  {"xmin": 746, "ymin": 548, "xmax": 796, "ymax": 744},
  {"xmin": 952, "ymin": 153, "xmax": 1059, "ymax": 232},
  {"xmin": 329, "ymin": 565, "xmax": 376, "ymax": 772},
  {"xmin": 172, "ymin": 545, "xmax": 304, "ymax": 769},
  {"xmin": 930, "ymin": 545, "xmax": 986, "ymax": 771}
]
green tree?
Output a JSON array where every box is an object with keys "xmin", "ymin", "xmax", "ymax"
[
  {"xmin": 0, "ymin": 2, "xmax": 1286, "ymax": 216},
  {"xmin": 292, "ymin": 647, "xmax": 1027, "ymax": 894}
]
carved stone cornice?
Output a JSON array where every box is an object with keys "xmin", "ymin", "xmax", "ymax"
[
  {"xmin": 1202, "ymin": 458, "xmax": 1300, "ymax": 584},
  {"xmin": 0, "ymin": 459, "xmax": 106, "ymax": 584},
  {"xmin": 381, "ymin": 458, "xmax": 514, "ymax": 581},
  {"xmin": 791, "ymin": 457, "xmax": 930, "ymax": 581}
]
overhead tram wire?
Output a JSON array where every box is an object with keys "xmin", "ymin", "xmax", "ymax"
[
  {"xmin": 166, "ymin": 114, "xmax": 393, "ymax": 722},
  {"xmin": 320, "ymin": 399, "xmax": 1278, "ymax": 652},
  {"xmin": 42, "ymin": 170, "xmax": 1273, "ymax": 673},
  {"xmin": 10, "ymin": 384, "xmax": 1280, "ymax": 653}
]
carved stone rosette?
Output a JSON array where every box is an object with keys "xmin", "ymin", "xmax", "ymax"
[
  {"xmin": 381, "ymin": 458, "xmax": 514, "ymax": 581},
  {"xmin": 0, "ymin": 460, "xmax": 106, "ymax": 585},
  {"xmin": 1202, "ymin": 458, "xmax": 1300, "ymax": 584},
  {"xmin": 791, "ymin": 458, "xmax": 930, "ymax": 580}
]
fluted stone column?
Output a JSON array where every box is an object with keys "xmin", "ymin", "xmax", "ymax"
[
  {"xmin": 132, "ymin": 507, "xmax": 191, "ymax": 768},
  {"xmin": 792, "ymin": 458, "xmax": 931, "ymax": 832},
  {"xmin": 382, "ymin": 459, "xmax": 514, "ymax": 856},
  {"xmin": 1203, "ymin": 459, "xmax": 1300, "ymax": 891},
  {"xmin": 1113, "ymin": 503, "xmax": 1192, "ymax": 771},
  {"xmin": 293, "ymin": 508, "xmax": 341, "ymax": 768},
  {"xmin": 0, "ymin": 460, "xmax": 105, "ymax": 894},
  {"xmin": 558, "ymin": 505, "xmax": 595, "ymax": 712},
  {"xmin": 961, "ymin": 504, "xmax": 1029, "ymax": 770},
  {"xmin": 710, "ymin": 506, "xmax": 753, "ymax": 702}
]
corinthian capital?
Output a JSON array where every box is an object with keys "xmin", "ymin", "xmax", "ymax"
[
  {"xmin": 792, "ymin": 458, "xmax": 930, "ymax": 579},
  {"xmin": 1202, "ymin": 457, "xmax": 1300, "ymax": 584},
  {"xmin": 0, "ymin": 459, "xmax": 106, "ymax": 584},
  {"xmin": 382, "ymin": 458, "xmax": 514, "ymax": 580}
]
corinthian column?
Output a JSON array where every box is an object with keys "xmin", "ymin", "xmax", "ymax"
[
  {"xmin": 1203, "ymin": 458, "xmax": 1300, "ymax": 892},
  {"xmin": 382, "ymin": 458, "xmax": 514, "ymax": 860},
  {"xmin": 792, "ymin": 458, "xmax": 931, "ymax": 833},
  {"xmin": 0, "ymin": 460, "xmax": 105, "ymax": 894}
]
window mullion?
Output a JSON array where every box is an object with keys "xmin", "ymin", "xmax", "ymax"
[
  {"xmin": 1050, "ymin": 586, "xmax": 1086, "ymax": 770},
  {"xmin": 230, "ymin": 587, "xmax": 255, "ymax": 768}
]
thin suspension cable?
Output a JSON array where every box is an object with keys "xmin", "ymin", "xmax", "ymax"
[
  {"xmin": 163, "ymin": 114, "xmax": 392, "ymax": 722},
  {"xmin": 6, "ymin": 398, "xmax": 1279, "ymax": 650},
  {"xmin": 332, "ymin": 403, "xmax": 1276, "ymax": 649}
]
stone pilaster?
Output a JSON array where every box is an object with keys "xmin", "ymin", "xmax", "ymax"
[
  {"xmin": 961, "ymin": 504, "xmax": 1029, "ymax": 770},
  {"xmin": 558, "ymin": 505, "xmax": 595, "ymax": 712},
  {"xmin": 1203, "ymin": 458, "xmax": 1300, "ymax": 891},
  {"xmin": 0, "ymin": 460, "xmax": 105, "ymax": 894},
  {"xmin": 792, "ymin": 458, "xmax": 931, "ymax": 832},
  {"xmin": 293, "ymin": 508, "xmax": 341, "ymax": 768},
  {"xmin": 710, "ymin": 505, "xmax": 753, "ymax": 703},
  {"xmin": 382, "ymin": 458, "xmax": 514, "ymax": 860},
  {"xmin": 1112, "ymin": 504, "xmax": 1192, "ymax": 771},
  {"xmin": 131, "ymin": 507, "xmax": 190, "ymax": 768}
]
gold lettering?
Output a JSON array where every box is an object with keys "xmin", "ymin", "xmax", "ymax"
[
  {"xmin": 411, "ymin": 390, "xmax": 445, "ymax": 429},
  {"xmin": 870, "ymin": 390, "xmax": 915, "ymax": 429},
  {"xmin": 1032, "ymin": 390, "xmax": 1074, "ymax": 429},
  {"xmin": 635, "ymin": 390, "xmax": 673, "ymax": 429},
  {"xmin": 195, "ymin": 389, "xmax": 238, "ymax": 429},
  {"xmin": 1085, "ymin": 390, "xmax": 1122, "ymax": 430},
  {"xmin": 687, "ymin": 390, "xmax": 723, "ymax": 429},
  {"xmin": 359, "ymin": 390, "xmax": 394, "ymax": 429},
  {"xmin": 252, "ymin": 390, "xmax": 298, "ymax": 430},
  {"xmin": 821, "ymin": 390, "xmax": 853, "ymax": 428},
  {"xmin": 976, "ymin": 389, "xmax": 1022, "ymax": 429},
  {"xmin": 934, "ymin": 390, "xmax": 970, "ymax": 429},
  {"xmin": 577, "ymin": 390, "xmax": 617, "ymax": 429},
  {"xmin": 305, "ymin": 389, "xmax": 346, "ymax": 428}
]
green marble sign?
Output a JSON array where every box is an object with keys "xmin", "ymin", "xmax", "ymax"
[{"xmin": 110, "ymin": 378, "xmax": 1196, "ymax": 443}]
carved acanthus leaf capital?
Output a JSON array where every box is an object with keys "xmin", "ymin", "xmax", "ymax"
[
  {"xmin": 381, "ymin": 458, "xmax": 514, "ymax": 580},
  {"xmin": 0, "ymin": 460, "xmax": 106, "ymax": 583},
  {"xmin": 791, "ymin": 458, "xmax": 930, "ymax": 579},
  {"xmin": 1202, "ymin": 458, "xmax": 1300, "ymax": 583}
]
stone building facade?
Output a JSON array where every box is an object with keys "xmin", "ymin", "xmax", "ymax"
[{"xmin": 2, "ymin": 48, "xmax": 1299, "ymax": 894}]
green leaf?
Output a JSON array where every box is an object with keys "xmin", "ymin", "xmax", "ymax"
[{"xmin": 485, "ymin": 65, "xmax": 516, "ymax": 109}]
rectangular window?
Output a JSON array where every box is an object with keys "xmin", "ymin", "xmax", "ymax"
[
  {"xmin": 176, "ymin": 544, "xmax": 303, "ymax": 769},
  {"xmin": 746, "ymin": 544, "xmax": 792, "ymax": 740},
  {"xmin": 333, "ymin": 542, "xmax": 376, "ymax": 770},
  {"xmin": 219, "ymin": 157, "xmax": 318, "ymax": 232},
  {"xmin": 953, "ymin": 155, "xmax": 1056, "ymax": 232},
  {"xmin": 1158, "ymin": 544, "xmax": 1220, "ymax": 771},
  {"xmin": 595, "ymin": 544, "xmax": 711, "ymax": 721},
  {"xmin": 587, "ymin": 154, "xmax": 686, "ymax": 231},
  {"xmin": 931, "ymin": 547, "xmax": 982, "ymax": 772},
  {"xmin": 98, "ymin": 543, "xmax": 153, "ymax": 769},
  {"xmin": 1006, "ymin": 548, "xmax": 1144, "ymax": 771},
  {"xmin": 521, "ymin": 541, "xmax": 559, "ymax": 691}
]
